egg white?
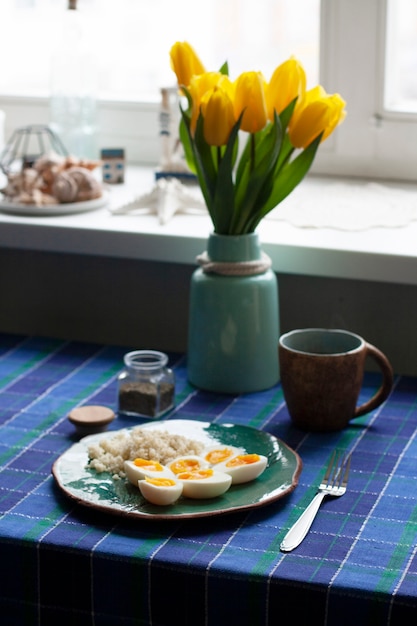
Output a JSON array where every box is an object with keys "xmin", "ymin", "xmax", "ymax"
[
  {"xmin": 216, "ymin": 453, "xmax": 268, "ymax": 484},
  {"xmin": 167, "ymin": 454, "xmax": 210, "ymax": 475},
  {"xmin": 124, "ymin": 459, "xmax": 175, "ymax": 486},
  {"xmin": 138, "ymin": 476, "xmax": 183, "ymax": 506},
  {"xmin": 177, "ymin": 468, "xmax": 232, "ymax": 499},
  {"xmin": 203, "ymin": 445, "xmax": 245, "ymax": 466}
]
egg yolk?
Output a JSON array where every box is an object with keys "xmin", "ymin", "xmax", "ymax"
[
  {"xmin": 170, "ymin": 458, "xmax": 202, "ymax": 474},
  {"xmin": 178, "ymin": 469, "xmax": 214, "ymax": 480},
  {"xmin": 225, "ymin": 454, "xmax": 261, "ymax": 467},
  {"xmin": 145, "ymin": 477, "xmax": 177, "ymax": 487},
  {"xmin": 205, "ymin": 448, "xmax": 234, "ymax": 464},
  {"xmin": 133, "ymin": 458, "xmax": 164, "ymax": 472}
]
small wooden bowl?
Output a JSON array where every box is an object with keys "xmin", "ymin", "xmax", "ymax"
[{"xmin": 68, "ymin": 405, "xmax": 115, "ymax": 437}]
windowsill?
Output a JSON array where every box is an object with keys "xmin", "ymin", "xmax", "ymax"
[{"xmin": 1, "ymin": 165, "xmax": 417, "ymax": 286}]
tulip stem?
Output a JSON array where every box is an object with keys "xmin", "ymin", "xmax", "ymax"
[
  {"xmin": 250, "ymin": 134, "xmax": 256, "ymax": 172},
  {"xmin": 216, "ymin": 146, "xmax": 222, "ymax": 170}
]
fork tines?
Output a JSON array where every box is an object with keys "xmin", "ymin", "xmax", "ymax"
[{"xmin": 325, "ymin": 449, "xmax": 351, "ymax": 490}]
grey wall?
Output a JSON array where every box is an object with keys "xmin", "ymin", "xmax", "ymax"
[{"xmin": 0, "ymin": 247, "xmax": 415, "ymax": 375}]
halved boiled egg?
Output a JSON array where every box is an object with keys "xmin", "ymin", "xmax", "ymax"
[
  {"xmin": 177, "ymin": 468, "xmax": 232, "ymax": 499},
  {"xmin": 216, "ymin": 453, "xmax": 268, "ymax": 484},
  {"xmin": 203, "ymin": 445, "xmax": 244, "ymax": 466},
  {"xmin": 138, "ymin": 476, "xmax": 183, "ymax": 506},
  {"xmin": 124, "ymin": 458, "xmax": 175, "ymax": 486},
  {"xmin": 167, "ymin": 455, "xmax": 210, "ymax": 475}
]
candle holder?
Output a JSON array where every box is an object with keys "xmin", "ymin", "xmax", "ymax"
[{"xmin": 0, "ymin": 124, "xmax": 68, "ymax": 175}]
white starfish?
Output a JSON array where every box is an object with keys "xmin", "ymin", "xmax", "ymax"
[{"xmin": 111, "ymin": 177, "xmax": 207, "ymax": 224}]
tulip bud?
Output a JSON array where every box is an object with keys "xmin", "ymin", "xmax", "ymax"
[
  {"xmin": 233, "ymin": 71, "xmax": 268, "ymax": 134},
  {"xmin": 170, "ymin": 41, "xmax": 206, "ymax": 88},
  {"xmin": 189, "ymin": 73, "xmax": 234, "ymax": 134},
  {"xmin": 289, "ymin": 86, "xmax": 347, "ymax": 148},
  {"xmin": 201, "ymin": 87, "xmax": 236, "ymax": 146},
  {"xmin": 267, "ymin": 57, "xmax": 306, "ymax": 119}
]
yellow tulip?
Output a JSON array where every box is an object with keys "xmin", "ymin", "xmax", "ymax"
[
  {"xmin": 267, "ymin": 57, "xmax": 306, "ymax": 119},
  {"xmin": 288, "ymin": 86, "xmax": 347, "ymax": 148},
  {"xmin": 201, "ymin": 86, "xmax": 236, "ymax": 146},
  {"xmin": 233, "ymin": 71, "xmax": 268, "ymax": 134},
  {"xmin": 170, "ymin": 41, "xmax": 206, "ymax": 88},
  {"xmin": 189, "ymin": 72, "xmax": 234, "ymax": 134}
]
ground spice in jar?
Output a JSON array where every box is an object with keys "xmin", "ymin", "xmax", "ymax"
[
  {"xmin": 117, "ymin": 350, "xmax": 176, "ymax": 418},
  {"xmin": 118, "ymin": 380, "xmax": 175, "ymax": 417}
]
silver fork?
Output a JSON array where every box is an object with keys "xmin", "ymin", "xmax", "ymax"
[{"xmin": 280, "ymin": 450, "xmax": 351, "ymax": 552}]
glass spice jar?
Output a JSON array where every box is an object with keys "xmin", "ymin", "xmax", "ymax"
[{"xmin": 118, "ymin": 350, "xmax": 175, "ymax": 418}]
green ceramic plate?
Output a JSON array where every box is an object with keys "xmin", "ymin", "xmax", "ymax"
[{"xmin": 52, "ymin": 419, "xmax": 302, "ymax": 520}]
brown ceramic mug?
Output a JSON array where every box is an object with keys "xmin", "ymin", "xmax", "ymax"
[{"xmin": 278, "ymin": 328, "xmax": 394, "ymax": 432}]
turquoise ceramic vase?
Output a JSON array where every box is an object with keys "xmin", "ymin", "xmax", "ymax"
[{"xmin": 187, "ymin": 232, "xmax": 280, "ymax": 393}]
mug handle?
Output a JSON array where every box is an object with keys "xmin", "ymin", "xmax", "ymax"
[{"xmin": 354, "ymin": 343, "xmax": 394, "ymax": 418}]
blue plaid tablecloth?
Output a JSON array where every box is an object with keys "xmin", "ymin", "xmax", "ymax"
[{"xmin": 0, "ymin": 334, "xmax": 416, "ymax": 625}]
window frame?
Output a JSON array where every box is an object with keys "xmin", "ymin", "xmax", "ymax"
[{"xmin": 315, "ymin": 0, "xmax": 417, "ymax": 181}]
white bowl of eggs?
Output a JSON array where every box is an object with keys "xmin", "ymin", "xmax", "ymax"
[{"xmin": 123, "ymin": 445, "xmax": 268, "ymax": 506}]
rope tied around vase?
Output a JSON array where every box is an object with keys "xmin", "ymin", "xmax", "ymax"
[{"xmin": 196, "ymin": 250, "xmax": 272, "ymax": 276}]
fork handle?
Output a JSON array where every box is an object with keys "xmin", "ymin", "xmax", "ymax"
[{"xmin": 280, "ymin": 492, "xmax": 326, "ymax": 552}]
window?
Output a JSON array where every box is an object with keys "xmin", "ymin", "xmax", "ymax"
[
  {"xmin": 0, "ymin": 0, "xmax": 320, "ymax": 100},
  {"xmin": 0, "ymin": 0, "xmax": 416, "ymax": 181},
  {"xmin": 384, "ymin": 0, "xmax": 417, "ymax": 113},
  {"xmin": 0, "ymin": 0, "xmax": 319, "ymax": 163},
  {"xmin": 315, "ymin": 0, "xmax": 417, "ymax": 181}
]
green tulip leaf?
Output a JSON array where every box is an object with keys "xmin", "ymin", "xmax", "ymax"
[
  {"xmin": 219, "ymin": 61, "xmax": 229, "ymax": 76},
  {"xmin": 180, "ymin": 109, "xmax": 214, "ymax": 213},
  {"xmin": 181, "ymin": 86, "xmax": 193, "ymax": 111},
  {"xmin": 179, "ymin": 119, "xmax": 197, "ymax": 174},
  {"xmin": 273, "ymin": 133, "xmax": 295, "ymax": 175},
  {"xmin": 255, "ymin": 133, "xmax": 322, "ymax": 223},
  {"xmin": 234, "ymin": 128, "xmax": 269, "ymax": 211},
  {"xmin": 232, "ymin": 115, "xmax": 282, "ymax": 232},
  {"xmin": 278, "ymin": 98, "xmax": 297, "ymax": 134},
  {"xmin": 212, "ymin": 117, "xmax": 241, "ymax": 233},
  {"xmin": 194, "ymin": 115, "xmax": 218, "ymax": 180}
]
